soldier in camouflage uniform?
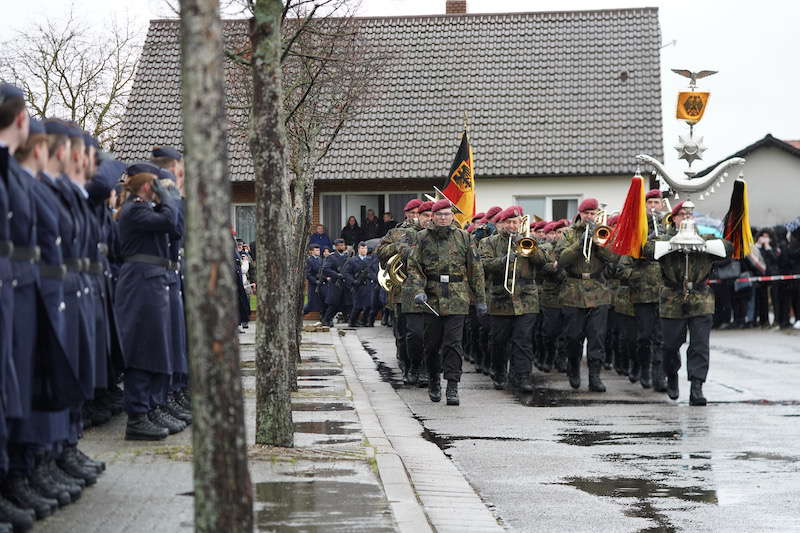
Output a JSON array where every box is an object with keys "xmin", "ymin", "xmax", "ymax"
[
  {"xmin": 629, "ymin": 189, "xmax": 668, "ymax": 390},
  {"xmin": 407, "ymin": 200, "xmax": 486, "ymax": 405},
  {"xmin": 530, "ymin": 220, "xmax": 549, "ymax": 370},
  {"xmin": 479, "ymin": 207, "xmax": 546, "ymax": 392},
  {"xmin": 463, "ymin": 212, "xmax": 485, "ymax": 365},
  {"xmin": 644, "ymin": 202, "xmax": 732, "ymax": 405},
  {"xmin": 555, "ymin": 198, "xmax": 618, "ymax": 392},
  {"xmin": 470, "ymin": 206, "xmax": 502, "ymax": 375},
  {"xmin": 612, "ymin": 254, "xmax": 637, "ymax": 377},
  {"xmin": 376, "ymin": 199, "xmax": 422, "ymax": 383},
  {"xmin": 539, "ymin": 221, "xmax": 568, "ymax": 374}
]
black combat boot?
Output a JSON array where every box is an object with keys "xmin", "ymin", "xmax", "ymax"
[
  {"xmin": 75, "ymin": 448, "xmax": 105, "ymax": 474},
  {"xmin": 428, "ymin": 375, "xmax": 441, "ymax": 403},
  {"xmin": 445, "ymin": 381, "xmax": 460, "ymax": 406},
  {"xmin": 417, "ymin": 362, "xmax": 429, "ymax": 388},
  {"xmin": 628, "ymin": 353, "xmax": 640, "ymax": 383},
  {"xmin": 689, "ymin": 379, "xmax": 707, "ymax": 406},
  {"xmin": 638, "ymin": 344, "xmax": 652, "ymax": 389},
  {"xmin": 556, "ymin": 339, "xmax": 569, "ymax": 373},
  {"xmin": 511, "ymin": 375, "xmax": 534, "ymax": 394},
  {"xmin": 149, "ymin": 406, "xmax": 186, "ymax": 434},
  {"xmin": 540, "ymin": 341, "xmax": 554, "ymax": 373},
  {"xmin": 666, "ymin": 372, "xmax": 680, "ymax": 400},
  {"xmin": 567, "ymin": 353, "xmax": 581, "ymax": 390},
  {"xmin": 614, "ymin": 340, "xmax": 629, "ymax": 376},
  {"xmin": 28, "ymin": 464, "xmax": 70, "ymax": 507},
  {"xmin": 166, "ymin": 394, "xmax": 193, "ymax": 425},
  {"xmin": 492, "ymin": 371, "xmax": 506, "ymax": 390},
  {"xmin": 0, "ymin": 521, "xmax": 11, "ymax": 533},
  {"xmin": 404, "ymin": 365, "xmax": 417, "ymax": 386},
  {"xmin": 651, "ymin": 360, "xmax": 667, "ymax": 392},
  {"xmin": 588, "ymin": 360, "xmax": 607, "ymax": 393},
  {"xmin": 47, "ymin": 461, "xmax": 84, "ymax": 493},
  {"xmin": 0, "ymin": 494, "xmax": 34, "ymax": 532},
  {"xmin": 126, "ymin": 413, "xmax": 169, "ymax": 441},
  {"xmin": 176, "ymin": 389, "xmax": 192, "ymax": 411},
  {"xmin": 1, "ymin": 477, "xmax": 56, "ymax": 520},
  {"xmin": 56, "ymin": 448, "xmax": 97, "ymax": 486}
]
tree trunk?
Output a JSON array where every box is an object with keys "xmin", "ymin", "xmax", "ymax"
[
  {"xmin": 250, "ymin": 0, "xmax": 294, "ymax": 447},
  {"xmin": 179, "ymin": 0, "xmax": 253, "ymax": 531}
]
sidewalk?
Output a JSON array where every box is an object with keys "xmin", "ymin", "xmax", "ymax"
[{"xmin": 35, "ymin": 327, "xmax": 399, "ymax": 532}]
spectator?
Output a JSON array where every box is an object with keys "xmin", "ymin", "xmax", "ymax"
[
  {"xmin": 774, "ymin": 225, "xmax": 791, "ymax": 328},
  {"xmin": 382, "ymin": 212, "xmax": 397, "ymax": 234},
  {"xmin": 784, "ymin": 228, "xmax": 800, "ymax": 327},
  {"xmin": 340, "ymin": 216, "xmax": 363, "ymax": 247},
  {"xmin": 309, "ymin": 224, "xmax": 333, "ymax": 250},
  {"xmin": 362, "ymin": 208, "xmax": 382, "ymax": 240},
  {"xmin": 754, "ymin": 229, "xmax": 779, "ymax": 327}
]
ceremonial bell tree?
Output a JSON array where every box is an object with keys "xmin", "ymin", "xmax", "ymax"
[{"xmin": 180, "ymin": 0, "xmax": 254, "ymax": 530}]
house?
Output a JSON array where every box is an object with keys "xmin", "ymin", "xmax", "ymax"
[
  {"xmin": 693, "ymin": 134, "xmax": 800, "ymax": 227},
  {"xmin": 116, "ymin": 1, "xmax": 663, "ymax": 243}
]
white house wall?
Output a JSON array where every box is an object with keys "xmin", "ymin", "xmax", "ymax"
[
  {"xmin": 475, "ymin": 175, "xmax": 632, "ymax": 215},
  {"xmin": 691, "ymin": 146, "xmax": 800, "ymax": 227}
]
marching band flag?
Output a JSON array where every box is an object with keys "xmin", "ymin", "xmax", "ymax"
[
  {"xmin": 442, "ymin": 129, "xmax": 475, "ymax": 227},
  {"xmin": 676, "ymin": 91, "xmax": 710, "ymax": 123}
]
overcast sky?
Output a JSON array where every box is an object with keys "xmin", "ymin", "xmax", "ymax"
[{"xmin": 2, "ymin": 0, "xmax": 798, "ymax": 171}]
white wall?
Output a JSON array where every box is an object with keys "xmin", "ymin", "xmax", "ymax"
[
  {"xmin": 475, "ymin": 175, "xmax": 632, "ymax": 217},
  {"xmin": 690, "ymin": 146, "xmax": 800, "ymax": 227}
]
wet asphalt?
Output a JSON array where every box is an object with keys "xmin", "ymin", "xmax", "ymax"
[{"xmin": 356, "ymin": 325, "xmax": 800, "ymax": 533}]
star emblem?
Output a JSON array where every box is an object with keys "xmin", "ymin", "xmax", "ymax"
[{"xmin": 674, "ymin": 134, "xmax": 707, "ymax": 167}]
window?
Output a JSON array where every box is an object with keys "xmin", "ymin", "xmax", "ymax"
[
  {"xmin": 322, "ymin": 195, "xmax": 342, "ymax": 238},
  {"xmin": 388, "ymin": 193, "xmax": 419, "ymax": 222},
  {"xmin": 552, "ymin": 198, "xmax": 578, "ymax": 221},
  {"xmin": 234, "ymin": 205, "xmax": 256, "ymax": 244},
  {"xmin": 515, "ymin": 197, "xmax": 546, "ymax": 220},
  {"xmin": 513, "ymin": 195, "xmax": 579, "ymax": 220}
]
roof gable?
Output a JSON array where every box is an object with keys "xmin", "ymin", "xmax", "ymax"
[
  {"xmin": 117, "ymin": 8, "xmax": 663, "ymax": 182},
  {"xmin": 696, "ymin": 134, "xmax": 800, "ymax": 177}
]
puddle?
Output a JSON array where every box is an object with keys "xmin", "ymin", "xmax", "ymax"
[
  {"xmin": 297, "ymin": 368, "xmax": 342, "ymax": 377},
  {"xmin": 519, "ymin": 387, "xmax": 662, "ymax": 407},
  {"xmin": 550, "ymin": 418, "xmax": 603, "ymax": 427},
  {"xmin": 313, "ymin": 438, "xmax": 361, "ymax": 445},
  {"xmin": 560, "ymin": 476, "xmax": 717, "ymax": 532},
  {"xmin": 558, "ymin": 430, "xmax": 682, "ymax": 447},
  {"xmin": 291, "ymin": 402, "xmax": 354, "ymax": 412},
  {"xmin": 361, "ymin": 342, "xmax": 404, "ymax": 389},
  {"xmin": 280, "ymin": 468, "xmax": 357, "ymax": 478},
  {"xmin": 255, "ymin": 480, "xmax": 394, "ymax": 532},
  {"xmin": 731, "ymin": 451, "xmax": 799, "ymax": 463},
  {"xmin": 421, "ymin": 427, "xmax": 533, "ymax": 454},
  {"xmin": 293, "ymin": 421, "xmax": 360, "ymax": 435}
]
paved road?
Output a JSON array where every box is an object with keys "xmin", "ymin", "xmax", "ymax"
[{"xmin": 356, "ymin": 326, "xmax": 800, "ymax": 532}]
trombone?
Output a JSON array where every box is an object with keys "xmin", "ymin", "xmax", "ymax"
[
  {"xmin": 582, "ymin": 209, "xmax": 612, "ymax": 263},
  {"xmin": 504, "ymin": 215, "xmax": 538, "ymax": 294}
]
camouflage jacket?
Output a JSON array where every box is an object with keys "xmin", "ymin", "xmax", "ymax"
[
  {"xmin": 629, "ymin": 219, "xmax": 664, "ymax": 304},
  {"xmin": 479, "ymin": 232, "xmax": 546, "ymax": 315},
  {"xmin": 538, "ymin": 241, "xmax": 565, "ymax": 308},
  {"xmin": 556, "ymin": 236, "xmax": 618, "ymax": 308},
  {"xmin": 612, "ymin": 256, "xmax": 635, "ymax": 317},
  {"xmin": 644, "ymin": 235, "xmax": 732, "ymax": 319},
  {"xmin": 406, "ymin": 225, "xmax": 485, "ymax": 316},
  {"xmin": 376, "ymin": 219, "xmax": 417, "ymax": 305}
]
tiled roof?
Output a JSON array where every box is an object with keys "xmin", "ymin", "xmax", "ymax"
[{"xmin": 117, "ymin": 8, "xmax": 663, "ymax": 182}]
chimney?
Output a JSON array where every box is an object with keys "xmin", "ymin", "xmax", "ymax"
[{"xmin": 446, "ymin": 0, "xmax": 467, "ymax": 15}]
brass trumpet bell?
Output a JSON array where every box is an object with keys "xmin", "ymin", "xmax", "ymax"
[
  {"xmin": 593, "ymin": 225, "xmax": 612, "ymax": 246},
  {"xmin": 378, "ymin": 253, "xmax": 406, "ymax": 291},
  {"xmin": 516, "ymin": 236, "xmax": 538, "ymax": 257}
]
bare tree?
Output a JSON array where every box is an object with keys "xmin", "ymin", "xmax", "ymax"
[
  {"xmin": 0, "ymin": 12, "xmax": 140, "ymax": 149},
  {"xmin": 181, "ymin": 0, "xmax": 254, "ymax": 530}
]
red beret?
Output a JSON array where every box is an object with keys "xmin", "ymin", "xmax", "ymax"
[
  {"xmin": 404, "ymin": 199, "xmax": 422, "ymax": 212},
  {"xmin": 431, "ymin": 199, "xmax": 452, "ymax": 213},
  {"xmin": 485, "ymin": 206, "xmax": 502, "ymax": 220},
  {"xmin": 418, "ymin": 201, "xmax": 434, "ymax": 213},
  {"xmin": 578, "ymin": 198, "xmax": 599, "ymax": 212},
  {"xmin": 472, "ymin": 212, "xmax": 485, "ymax": 222},
  {"xmin": 671, "ymin": 201, "xmax": 685, "ymax": 217},
  {"xmin": 543, "ymin": 222, "xmax": 558, "ymax": 233},
  {"xmin": 496, "ymin": 206, "xmax": 521, "ymax": 222},
  {"xmin": 533, "ymin": 221, "xmax": 548, "ymax": 231},
  {"xmin": 466, "ymin": 224, "xmax": 475, "ymax": 233},
  {"xmin": 552, "ymin": 220, "xmax": 569, "ymax": 231},
  {"xmin": 646, "ymin": 189, "xmax": 663, "ymax": 200},
  {"xmin": 607, "ymin": 214, "xmax": 620, "ymax": 227}
]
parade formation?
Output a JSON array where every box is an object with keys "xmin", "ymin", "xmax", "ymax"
[{"xmin": 0, "ymin": 83, "xmax": 195, "ymax": 532}]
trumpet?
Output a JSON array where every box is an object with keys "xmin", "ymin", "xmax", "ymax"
[
  {"xmin": 377, "ymin": 253, "xmax": 406, "ymax": 291},
  {"xmin": 504, "ymin": 215, "xmax": 537, "ymax": 295},
  {"xmin": 582, "ymin": 209, "xmax": 611, "ymax": 263}
]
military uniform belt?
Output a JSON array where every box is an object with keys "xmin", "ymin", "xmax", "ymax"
[
  {"xmin": 0, "ymin": 241, "xmax": 13, "ymax": 257},
  {"xmin": 39, "ymin": 263, "xmax": 67, "ymax": 280},
  {"xmin": 65, "ymin": 257, "xmax": 91, "ymax": 273},
  {"xmin": 97, "ymin": 243, "xmax": 109, "ymax": 256},
  {"xmin": 125, "ymin": 254, "xmax": 171, "ymax": 268},
  {"xmin": 10, "ymin": 246, "xmax": 41, "ymax": 263},
  {"xmin": 88, "ymin": 262, "xmax": 105, "ymax": 275},
  {"xmin": 570, "ymin": 272, "xmax": 602, "ymax": 281},
  {"xmin": 665, "ymin": 282, "xmax": 706, "ymax": 293},
  {"xmin": 430, "ymin": 275, "xmax": 463, "ymax": 283}
]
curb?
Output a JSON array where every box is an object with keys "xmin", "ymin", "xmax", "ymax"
[
  {"xmin": 330, "ymin": 328, "xmax": 434, "ymax": 533},
  {"xmin": 331, "ymin": 327, "xmax": 503, "ymax": 533}
]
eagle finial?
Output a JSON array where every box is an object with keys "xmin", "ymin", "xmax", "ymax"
[{"xmin": 671, "ymin": 69, "xmax": 718, "ymax": 89}]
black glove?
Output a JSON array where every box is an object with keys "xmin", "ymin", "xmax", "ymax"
[
  {"xmin": 414, "ymin": 293, "xmax": 428, "ymax": 305},
  {"xmin": 150, "ymin": 178, "xmax": 166, "ymax": 203},
  {"xmin": 476, "ymin": 303, "xmax": 488, "ymax": 316}
]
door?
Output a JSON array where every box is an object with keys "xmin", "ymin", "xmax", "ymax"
[{"xmin": 345, "ymin": 194, "xmax": 383, "ymax": 228}]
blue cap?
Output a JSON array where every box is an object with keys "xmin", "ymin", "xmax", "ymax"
[
  {"xmin": 28, "ymin": 118, "xmax": 45, "ymax": 135},
  {"xmin": 86, "ymin": 159, "xmax": 127, "ymax": 201},
  {"xmin": 158, "ymin": 168, "xmax": 176, "ymax": 183},
  {"xmin": 152, "ymin": 146, "xmax": 182, "ymax": 160},
  {"xmin": 44, "ymin": 119, "xmax": 71, "ymax": 136},
  {"xmin": 82, "ymin": 131, "xmax": 99, "ymax": 150},
  {"xmin": 64, "ymin": 122, "xmax": 83, "ymax": 140},
  {"xmin": 126, "ymin": 161, "xmax": 161, "ymax": 176},
  {"xmin": 0, "ymin": 83, "xmax": 24, "ymax": 104}
]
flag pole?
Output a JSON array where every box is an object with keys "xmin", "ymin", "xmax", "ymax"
[{"xmin": 463, "ymin": 111, "xmax": 469, "ymax": 134}]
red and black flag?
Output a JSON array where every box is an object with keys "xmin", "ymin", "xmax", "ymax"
[{"xmin": 442, "ymin": 130, "xmax": 475, "ymax": 226}]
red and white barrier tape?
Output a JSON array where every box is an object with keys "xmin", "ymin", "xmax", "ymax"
[{"xmin": 707, "ymin": 274, "xmax": 800, "ymax": 285}]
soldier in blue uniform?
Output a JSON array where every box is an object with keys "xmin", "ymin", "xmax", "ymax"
[
  {"xmin": 303, "ymin": 244, "xmax": 323, "ymax": 315},
  {"xmin": 115, "ymin": 169, "xmax": 184, "ymax": 440},
  {"xmin": 342, "ymin": 242, "xmax": 375, "ymax": 327},
  {"xmin": 320, "ymin": 239, "xmax": 350, "ymax": 326}
]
